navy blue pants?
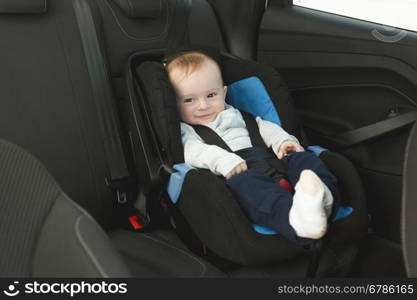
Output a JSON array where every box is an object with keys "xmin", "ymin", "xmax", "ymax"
[{"xmin": 225, "ymin": 151, "xmax": 340, "ymax": 245}]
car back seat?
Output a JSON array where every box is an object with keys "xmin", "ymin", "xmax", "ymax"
[
  {"xmin": 0, "ymin": 0, "xmax": 114, "ymax": 227},
  {"xmin": 0, "ymin": 0, "xmax": 224, "ymax": 277}
]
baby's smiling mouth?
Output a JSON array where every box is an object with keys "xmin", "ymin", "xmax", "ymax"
[{"xmin": 197, "ymin": 113, "xmax": 214, "ymax": 119}]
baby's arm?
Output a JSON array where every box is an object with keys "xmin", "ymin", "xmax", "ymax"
[
  {"xmin": 255, "ymin": 117, "xmax": 304, "ymax": 159},
  {"xmin": 181, "ymin": 123, "xmax": 246, "ymax": 177}
]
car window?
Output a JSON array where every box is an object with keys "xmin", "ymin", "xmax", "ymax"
[{"xmin": 293, "ymin": 0, "xmax": 417, "ymax": 33}]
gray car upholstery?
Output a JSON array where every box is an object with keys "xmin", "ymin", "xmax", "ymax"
[{"xmin": 0, "ymin": 139, "xmax": 131, "ymax": 277}]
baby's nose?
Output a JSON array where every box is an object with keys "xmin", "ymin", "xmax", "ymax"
[{"xmin": 198, "ymin": 98, "xmax": 209, "ymax": 109}]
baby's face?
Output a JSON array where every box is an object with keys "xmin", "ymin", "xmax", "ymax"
[{"xmin": 169, "ymin": 60, "xmax": 227, "ymax": 125}]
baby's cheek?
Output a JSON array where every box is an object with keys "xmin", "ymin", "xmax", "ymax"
[
  {"xmin": 179, "ymin": 107, "xmax": 190, "ymax": 121},
  {"xmin": 185, "ymin": 107, "xmax": 199, "ymax": 123}
]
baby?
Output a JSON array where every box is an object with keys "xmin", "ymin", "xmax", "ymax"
[{"xmin": 165, "ymin": 51, "xmax": 339, "ymax": 244}]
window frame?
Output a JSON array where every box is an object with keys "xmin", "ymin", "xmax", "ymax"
[{"xmin": 290, "ymin": 0, "xmax": 417, "ymax": 34}]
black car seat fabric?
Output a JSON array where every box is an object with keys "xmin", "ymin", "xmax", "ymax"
[
  {"xmin": 0, "ymin": 0, "xmax": 47, "ymax": 14},
  {"xmin": 0, "ymin": 0, "xmax": 226, "ymax": 277},
  {"xmin": 112, "ymin": 0, "xmax": 163, "ymax": 19},
  {"xmin": 109, "ymin": 229, "xmax": 225, "ymax": 277},
  {"xmin": 127, "ymin": 51, "xmax": 368, "ymax": 267},
  {"xmin": 206, "ymin": 0, "xmax": 266, "ymax": 60},
  {"xmin": 92, "ymin": 0, "xmax": 226, "ymax": 75},
  {"xmin": 0, "ymin": 139, "xmax": 131, "ymax": 277},
  {"xmin": 0, "ymin": 0, "xmax": 115, "ymax": 227}
]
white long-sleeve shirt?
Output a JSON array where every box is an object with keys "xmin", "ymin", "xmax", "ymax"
[{"xmin": 181, "ymin": 105, "xmax": 299, "ymax": 176}]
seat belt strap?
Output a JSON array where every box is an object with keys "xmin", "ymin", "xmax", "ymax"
[
  {"xmin": 166, "ymin": 0, "xmax": 192, "ymax": 49},
  {"xmin": 332, "ymin": 110, "xmax": 417, "ymax": 148},
  {"xmin": 73, "ymin": 0, "xmax": 130, "ymax": 198},
  {"xmin": 192, "ymin": 124, "xmax": 233, "ymax": 152},
  {"xmin": 192, "ymin": 110, "xmax": 267, "ymax": 152},
  {"xmin": 239, "ymin": 110, "xmax": 269, "ymax": 150}
]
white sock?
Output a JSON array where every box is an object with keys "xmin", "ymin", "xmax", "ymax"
[
  {"xmin": 289, "ymin": 170, "xmax": 328, "ymax": 239},
  {"xmin": 323, "ymin": 184, "xmax": 334, "ymax": 217}
]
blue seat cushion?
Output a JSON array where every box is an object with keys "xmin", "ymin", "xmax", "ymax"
[{"xmin": 227, "ymin": 76, "xmax": 282, "ymax": 126}]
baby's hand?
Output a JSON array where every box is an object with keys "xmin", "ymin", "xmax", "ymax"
[
  {"xmin": 277, "ymin": 140, "xmax": 304, "ymax": 159},
  {"xmin": 225, "ymin": 162, "xmax": 248, "ymax": 179}
]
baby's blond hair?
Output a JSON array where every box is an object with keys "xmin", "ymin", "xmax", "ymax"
[{"xmin": 165, "ymin": 51, "xmax": 222, "ymax": 82}]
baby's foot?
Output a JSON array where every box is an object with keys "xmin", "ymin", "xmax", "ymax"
[
  {"xmin": 289, "ymin": 170, "xmax": 328, "ymax": 239},
  {"xmin": 323, "ymin": 184, "xmax": 334, "ymax": 217}
]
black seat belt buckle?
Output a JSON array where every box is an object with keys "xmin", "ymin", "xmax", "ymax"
[
  {"xmin": 117, "ymin": 190, "xmax": 128, "ymax": 204},
  {"xmin": 105, "ymin": 176, "xmax": 135, "ymax": 204}
]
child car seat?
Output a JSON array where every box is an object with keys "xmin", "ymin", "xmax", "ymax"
[{"xmin": 124, "ymin": 48, "xmax": 368, "ymax": 269}]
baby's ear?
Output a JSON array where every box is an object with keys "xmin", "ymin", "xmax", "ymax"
[{"xmin": 223, "ymin": 85, "xmax": 228, "ymax": 94}]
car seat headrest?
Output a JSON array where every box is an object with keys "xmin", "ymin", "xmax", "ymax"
[
  {"xmin": 113, "ymin": 0, "xmax": 162, "ymax": 19},
  {"xmin": 0, "ymin": 0, "xmax": 47, "ymax": 14}
]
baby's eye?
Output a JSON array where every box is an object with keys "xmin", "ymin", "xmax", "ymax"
[
  {"xmin": 183, "ymin": 98, "xmax": 193, "ymax": 103},
  {"xmin": 207, "ymin": 92, "xmax": 217, "ymax": 98}
]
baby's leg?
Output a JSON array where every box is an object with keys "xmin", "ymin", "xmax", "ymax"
[
  {"xmin": 282, "ymin": 152, "xmax": 340, "ymax": 218},
  {"xmin": 225, "ymin": 169, "xmax": 314, "ymax": 245},
  {"xmin": 289, "ymin": 170, "xmax": 327, "ymax": 239}
]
